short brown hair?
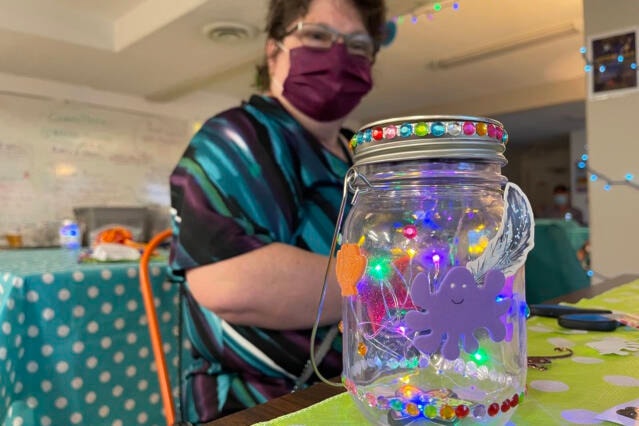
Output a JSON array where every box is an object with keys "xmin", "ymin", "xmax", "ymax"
[{"xmin": 254, "ymin": 0, "xmax": 387, "ymax": 91}]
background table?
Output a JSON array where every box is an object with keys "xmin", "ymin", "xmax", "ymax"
[
  {"xmin": 532, "ymin": 219, "xmax": 590, "ymax": 253},
  {"xmin": 0, "ymin": 248, "xmax": 181, "ymax": 426},
  {"xmin": 211, "ymin": 275, "xmax": 639, "ymax": 426},
  {"xmin": 525, "ymin": 220, "xmax": 591, "ymax": 304}
]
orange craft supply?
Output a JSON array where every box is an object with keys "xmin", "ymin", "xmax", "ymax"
[
  {"xmin": 94, "ymin": 226, "xmax": 149, "ymax": 250},
  {"xmin": 95, "ymin": 226, "xmax": 134, "ymax": 245},
  {"xmin": 335, "ymin": 243, "xmax": 367, "ymax": 297}
]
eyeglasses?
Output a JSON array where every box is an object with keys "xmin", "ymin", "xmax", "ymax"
[{"xmin": 282, "ymin": 22, "xmax": 376, "ymax": 60}]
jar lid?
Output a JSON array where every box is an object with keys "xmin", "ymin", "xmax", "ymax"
[{"xmin": 350, "ymin": 115, "xmax": 508, "ymax": 166}]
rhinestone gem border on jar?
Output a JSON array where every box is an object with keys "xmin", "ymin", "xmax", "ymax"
[
  {"xmin": 350, "ymin": 120, "xmax": 509, "ymax": 151},
  {"xmin": 343, "ymin": 376, "xmax": 525, "ymax": 423}
]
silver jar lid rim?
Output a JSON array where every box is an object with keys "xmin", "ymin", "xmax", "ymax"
[{"xmin": 350, "ymin": 115, "xmax": 509, "ymax": 166}]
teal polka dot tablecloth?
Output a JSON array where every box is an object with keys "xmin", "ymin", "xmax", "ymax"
[{"xmin": 0, "ymin": 249, "xmax": 181, "ymax": 426}]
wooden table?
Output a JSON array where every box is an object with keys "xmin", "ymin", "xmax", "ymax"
[{"xmin": 207, "ymin": 274, "xmax": 639, "ymax": 426}]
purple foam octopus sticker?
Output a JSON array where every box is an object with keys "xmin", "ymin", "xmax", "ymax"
[{"xmin": 405, "ymin": 267, "xmax": 511, "ymax": 361}]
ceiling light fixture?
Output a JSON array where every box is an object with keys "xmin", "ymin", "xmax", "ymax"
[
  {"xmin": 429, "ymin": 22, "xmax": 580, "ymax": 70},
  {"xmin": 201, "ymin": 21, "xmax": 259, "ymax": 43}
]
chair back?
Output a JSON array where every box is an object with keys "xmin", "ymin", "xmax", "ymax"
[{"xmin": 139, "ymin": 228, "xmax": 175, "ymax": 426}]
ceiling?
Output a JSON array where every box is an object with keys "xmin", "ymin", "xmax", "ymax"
[
  {"xmin": 0, "ymin": 0, "xmax": 587, "ymax": 142},
  {"xmin": 47, "ymin": 0, "xmax": 147, "ymax": 20}
]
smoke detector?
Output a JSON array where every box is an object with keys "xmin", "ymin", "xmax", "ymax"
[{"xmin": 202, "ymin": 21, "xmax": 259, "ymax": 43}]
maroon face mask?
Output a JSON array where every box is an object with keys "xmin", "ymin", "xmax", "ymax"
[{"xmin": 281, "ymin": 43, "xmax": 373, "ymax": 122}]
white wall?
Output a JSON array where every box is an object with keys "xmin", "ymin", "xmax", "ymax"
[
  {"xmin": 583, "ymin": 0, "xmax": 639, "ymax": 279},
  {"xmin": 0, "ymin": 72, "xmax": 243, "ymax": 247},
  {"xmin": 0, "ymin": 72, "xmax": 240, "ymax": 123}
]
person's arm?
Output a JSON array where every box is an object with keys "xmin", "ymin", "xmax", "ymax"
[
  {"xmin": 171, "ymin": 110, "xmax": 345, "ymax": 331},
  {"xmin": 187, "ymin": 242, "xmax": 342, "ymax": 330}
]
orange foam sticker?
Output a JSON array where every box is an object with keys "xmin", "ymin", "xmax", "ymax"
[{"xmin": 336, "ymin": 243, "xmax": 367, "ymax": 297}]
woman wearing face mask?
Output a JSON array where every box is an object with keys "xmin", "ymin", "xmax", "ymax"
[{"xmin": 169, "ymin": 0, "xmax": 386, "ymax": 422}]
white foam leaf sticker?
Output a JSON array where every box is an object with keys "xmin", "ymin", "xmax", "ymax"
[
  {"xmin": 467, "ymin": 182, "xmax": 535, "ymax": 283},
  {"xmin": 586, "ymin": 337, "xmax": 639, "ymax": 356}
]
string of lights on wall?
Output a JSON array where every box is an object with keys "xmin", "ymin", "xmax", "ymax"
[
  {"xmin": 575, "ymin": 44, "xmax": 638, "ymax": 280},
  {"xmin": 381, "ymin": 17, "xmax": 635, "ymax": 279},
  {"xmin": 392, "ymin": 0, "xmax": 462, "ymax": 25},
  {"xmin": 580, "ymin": 46, "xmax": 638, "ymax": 73},
  {"xmin": 575, "ymin": 47, "xmax": 637, "ymax": 192},
  {"xmin": 577, "ymin": 154, "xmax": 638, "ymax": 192},
  {"xmin": 576, "ymin": 153, "xmax": 636, "ymax": 279},
  {"xmin": 382, "ymin": 0, "xmax": 464, "ymax": 46}
]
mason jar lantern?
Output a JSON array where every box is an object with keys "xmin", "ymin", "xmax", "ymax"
[{"xmin": 335, "ymin": 116, "xmax": 535, "ymax": 425}]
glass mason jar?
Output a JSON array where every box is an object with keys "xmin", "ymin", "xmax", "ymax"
[{"xmin": 336, "ymin": 116, "xmax": 534, "ymax": 425}]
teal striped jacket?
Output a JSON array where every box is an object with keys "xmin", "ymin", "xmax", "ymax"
[{"xmin": 169, "ymin": 95, "xmax": 350, "ymax": 422}]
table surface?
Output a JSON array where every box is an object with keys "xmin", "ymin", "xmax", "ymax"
[
  {"xmin": 0, "ymin": 248, "xmax": 178, "ymax": 426},
  {"xmin": 208, "ymin": 274, "xmax": 639, "ymax": 426}
]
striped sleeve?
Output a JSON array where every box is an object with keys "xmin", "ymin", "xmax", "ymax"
[{"xmin": 169, "ymin": 110, "xmax": 296, "ymax": 272}]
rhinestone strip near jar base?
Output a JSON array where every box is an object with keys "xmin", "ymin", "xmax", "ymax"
[
  {"xmin": 344, "ymin": 377, "xmax": 525, "ymax": 424},
  {"xmin": 350, "ymin": 120, "xmax": 508, "ymax": 151}
]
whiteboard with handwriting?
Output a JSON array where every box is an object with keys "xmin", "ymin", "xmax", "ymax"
[{"xmin": 0, "ymin": 93, "xmax": 191, "ymax": 231}]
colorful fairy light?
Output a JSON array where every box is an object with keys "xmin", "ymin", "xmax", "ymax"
[
  {"xmin": 398, "ymin": 384, "xmax": 421, "ymax": 400},
  {"xmin": 389, "ymin": 0, "xmax": 464, "ymax": 29},
  {"xmin": 468, "ymin": 227, "xmax": 490, "ymax": 256},
  {"xmin": 357, "ymin": 341, "xmax": 368, "ymax": 356},
  {"xmin": 418, "ymin": 249, "xmax": 448, "ymax": 269},
  {"xmin": 369, "ymin": 257, "xmax": 392, "ymax": 280},
  {"xmin": 403, "ymin": 224, "xmax": 418, "ymax": 239},
  {"xmin": 471, "ymin": 348, "xmax": 490, "ymax": 365},
  {"xmin": 390, "ymin": 247, "xmax": 404, "ymax": 256}
]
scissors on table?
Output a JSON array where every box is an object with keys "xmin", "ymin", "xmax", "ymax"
[{"xmin": 529, "ymin": 304, "xmax": 639, "ymax": 332}]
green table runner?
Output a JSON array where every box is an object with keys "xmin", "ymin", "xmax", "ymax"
[{"xmin": 256, "ymin": 280, "xmax": 639, "ymax": 425}]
